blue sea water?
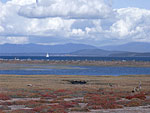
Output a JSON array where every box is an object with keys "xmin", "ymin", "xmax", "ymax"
[
  {"xmin": 0, "ymin": 66, "xmax": 150, "ymax": 76},
  {"xmin": 1, "ymin": 56, "xmax": 150, "ymax": 61},
  {"xmin": 0, "ymin": 56, "xmax": 150, "ymax": 76}
]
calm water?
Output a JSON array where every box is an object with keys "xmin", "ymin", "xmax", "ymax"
[
  {"xmin": 0, "ymin": 56, "xmax": 150, "ymax": 76},
  {"xmin": 0, "ymin": 65, "xmax": 150, "ymax": 76},
  {"xmin": 1, "ymin": 56, "xmax": 150, "ymax": 61}
]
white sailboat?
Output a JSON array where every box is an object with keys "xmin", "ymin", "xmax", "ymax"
[{"xmin": 46, "ymin": 53, "xmax": 49, "ymax": 58}]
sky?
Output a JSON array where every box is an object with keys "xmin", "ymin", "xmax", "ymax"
[
  {"xmin": 0, "ymin": 0, "xmax": 150, "ymax": 46},
  {"xmin": 112, "ymin": 0, "xmax": 150, "ymax": 10}
]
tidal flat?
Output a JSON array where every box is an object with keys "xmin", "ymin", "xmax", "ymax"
[
  {"xmin": 0, "ymin": 74, "xmax": 150, "ymax": 112},
  {"xmin": 1, "ymin": 60, "xmax": 150, "ymax": 76},
  {"xmin": 0, "ymin": 60, "xmax": 150, "ymax": 112}
]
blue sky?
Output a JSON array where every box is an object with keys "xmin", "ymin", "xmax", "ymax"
[
  {"xmin": 0, "ymin": 0, "xmax": 150, "ymax": 46},
  {"xmin": 112, "ymin": 0, "xmax": 150, "ymax": 9},
  {"xmin": 1, "ymin": 0, "xmax": 8, "ymax": 3},
  {"xmin": 2, "ymin": 0, "xmax": 150, "ymax": 9}
]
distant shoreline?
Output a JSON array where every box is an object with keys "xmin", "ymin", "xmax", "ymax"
[{"xmin": 1, "ymin": 59, "xmax": 150, "ymax": 67}]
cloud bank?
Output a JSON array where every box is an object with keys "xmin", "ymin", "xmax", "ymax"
[
  {"xmin": 0, "ymin": 0, "xmax": 150, "ymax": 45},
  {"xmin": 18, "ymin": 0, "xmax": 113, "ymax": 19}
]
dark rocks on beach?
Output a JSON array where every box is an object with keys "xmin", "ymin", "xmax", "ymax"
[{"xmin": 69, "ymin": 80, "xmax": 87, "ymax": 85}]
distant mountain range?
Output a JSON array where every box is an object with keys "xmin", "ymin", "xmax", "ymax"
[
  {"xmin": 0, "ymin": 43, "xmax": 97, "ymax": 54},
  {"xmin": 71, "ymin": 49, "xmax": 122, "ymax": 56},
  {"xmin": 109, "ymin": 52, "xmax": 150, "ymax": 57},
  {"xmin": 100, "ymin": 42, "xmax": 150, "ymax": 53},
  {"xmin": 1, "ymin": 42, "xmax": 150, "ymax": 57},
  {"xmin": 70, "ymin": 49, "xmax": 150, "ymax": 57}
]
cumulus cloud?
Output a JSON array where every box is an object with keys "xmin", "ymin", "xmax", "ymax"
[
  {"xmin": 0, "ymin": 36, "xmax": 28, "ymax": 44},
  {"xmin": 7, "ymin": 0, "xmax": 36, "ymax": 5},
  {"xmin": 0, "ymin": 0, "xmax": 74, "ymax": 37},
  {"xmin": 109, "ymin": 8, "xmax": 150, "ymax": 40},
  {"xmin": 18, "ymin": 0, "xmax": 113, "ymax": 19},
  {"xmin": 0, "ymin": 26, "xmax": 4, "ymax": 32},
  {"xmin": 0, "ymin": 0, "xmax": 150, "ymax": 45}
]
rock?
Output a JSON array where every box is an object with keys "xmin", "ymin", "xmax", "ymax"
[{"xmin": 69, "ymin": 80, "xmax": 87, "ymax": 85}]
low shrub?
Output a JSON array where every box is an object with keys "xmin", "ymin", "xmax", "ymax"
[
  {"xmin": 11, "ymin": 109, "xmax": 35, "ymax": 113},
  {"xmin": 126, "ymin": 93, "xmax": 146, "ymax": 100},
  {"xmin": 125, "ymin": 98, "xmax": 143, "ymax": 107},
  {"xmin": 0, "ymin": 94, "xmax": 11, "ymax": 100}
]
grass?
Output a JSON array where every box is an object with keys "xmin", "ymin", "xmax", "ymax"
[
  {"xmin": 0, "ymin": 74, "xmax": 150, "ymax": 91},
  {"xmin": 0, "ymin": 74, "xmax": 150, "ymax": 112}
]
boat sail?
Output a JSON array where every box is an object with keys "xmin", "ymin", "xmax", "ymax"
[{"xmin": 46, "ymin": 53, "xmax": 49, "ymax": 58}]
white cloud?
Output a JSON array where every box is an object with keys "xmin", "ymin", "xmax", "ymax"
[
  {"xmin": 0, "ymin": 26, "xmax": 4, "ymax": 32},
  {"xmin": 18, "ymin": 0, "xmax": 113, "ymax": 19},
  {"xmin": 25, "ymin": 17, "xmax": 74, "ymax": 37},
  {"xmin": 0, "ymin": 36, "xmax": 28, "ymax": 44},
  {"xmin": 0, "ymin": 0, "xmax": 150, "ymax": 46},
  {"xmin": 7, "ymin": 0, "xmax": 36, "ymax": 5},
  {"xmin": 110, "ymin": 19, "xmax": 131, "ymax": 37},
  {"xmin": 71, "ymin": 29, "xmax": 85, "ymax": 36},
  {"xmin": 109, "ymin": 8, "xmax": 150, "ymax": 40},
  {"xmin": 0, "ymin": 1, "xmax": 74, "ymax": 37}
]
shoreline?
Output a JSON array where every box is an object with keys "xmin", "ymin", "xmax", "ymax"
[
  {"xmin": 0, "ymin": 74, "xmax": 150, "ymax": 77},
  {"xmin": 1, "ymin": 59, "xmax": 150, "ymax": 67}
]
